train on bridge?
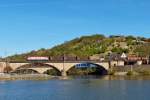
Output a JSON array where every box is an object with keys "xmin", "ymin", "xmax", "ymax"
[{"xmin": 26, "ymin": 56, "xmax": 93, "ymax": 62}]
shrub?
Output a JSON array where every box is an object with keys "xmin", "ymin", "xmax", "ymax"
[
  {"xmin": 108, "ymin": 71, "xmax": 115, "ymax": 75},
  {"xmin": 126, "ymin": 71, "xmax": 134, "ymax": 76},
  {"xmin": 139, "ymin": 70, "xmax": 150, "ymax": 75}
]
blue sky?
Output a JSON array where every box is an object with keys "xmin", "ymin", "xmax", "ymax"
[{"xmin": 0, "ymin": 0, "xmax": 150, "ymax": 57}]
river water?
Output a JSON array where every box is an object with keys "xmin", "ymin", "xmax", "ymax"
[{"xmin": 0, "ymin": 76, "xmax": 150, "ymax": 100}]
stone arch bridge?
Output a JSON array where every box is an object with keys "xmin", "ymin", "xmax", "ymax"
[{"xmin": 0, "ymin": 61, "xmax": 110, "ymax": 76}]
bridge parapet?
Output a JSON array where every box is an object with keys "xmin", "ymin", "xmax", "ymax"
[{"xmin": 8, "ymin": 60, "xmax": 108, "ymax": 63}]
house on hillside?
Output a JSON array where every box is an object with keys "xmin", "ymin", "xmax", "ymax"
[
  {"xmin": 108, "ymin": 53, "xmax": 125, "ymax": 67},
  {"xmin": 126, "ymin": 54, "xmax": 149, "ymax": 65}
]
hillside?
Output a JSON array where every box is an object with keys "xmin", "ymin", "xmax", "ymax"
[{"xmin": 7, "ymin": 34, "xmax": 150, "ymax": 61}]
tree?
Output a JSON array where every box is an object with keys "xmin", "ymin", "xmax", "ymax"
[
  {"xmin": 126, "ymin": 35, "xmax": 136, "ymax": 40},
  {"xmin": 134, "ymin": 44, "xmax": 150, "ymax": 56},
  {"xmin": 111, "ymin": 47, "xmax": 128, "ymax": 54}
]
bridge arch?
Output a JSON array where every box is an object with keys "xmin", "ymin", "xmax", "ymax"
[
  {"xmin": 12, "ymin": 63, "xmax": 61, "ymax": 74},
  {"xmin": 66, "ymin": 62, "xmax": 108, "ymax": 75}
]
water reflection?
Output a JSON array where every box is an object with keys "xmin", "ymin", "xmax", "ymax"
[
  {"xmin": 58, "ymin": 75, "xmax": 150, "ymax": 80},
  {"xmin": 104, "ymin": 75, "xmax": 150, "ymax": 80}
]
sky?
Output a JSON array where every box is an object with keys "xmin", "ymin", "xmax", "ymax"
[{"xmin": 0, "ymin": 0, "xmax": 150, "ymax": 57}]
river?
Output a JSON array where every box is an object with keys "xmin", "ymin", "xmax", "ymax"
[{"xmin": 0, "ymin": 76, "xmax": 150, "ymax": 100}]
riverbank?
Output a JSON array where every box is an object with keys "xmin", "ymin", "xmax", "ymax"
[
  {"xmin": 111, "ymin": 70, "xmax": 150, "ymax": 76},
  {"xmin": 0, "ymin": 74, "xmax": 58, "ymax": 81},
  {"xmin": 1, "ymin": 74, "xmax": 150, "ymax": 81}
]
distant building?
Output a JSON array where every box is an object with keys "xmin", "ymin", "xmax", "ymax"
[
  {"xmin": 110, "ymin": 60, "xmax": 125, "ymax": 67},
  {"xmin": 109, "ymin": 53, "xmax": 124, "ymax": 61},
  {"xmin": 137, "ymin": 60, "xmax": 142, "ymax": 65},
  {"xmin": 108, "ymin": 53, "xmax": 125, "ymax": 67},
  {"xmin": 127, "ymin": 55, "xmax": 140, "ymax": 61},
  {"xmin": 126, "ymin": 54, "xmax": 149, "ymax": 65},
  {"xmin": 121, "ymin": 53, "xmax": 127, "ymax": 59}
]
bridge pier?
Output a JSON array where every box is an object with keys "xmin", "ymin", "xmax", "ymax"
[{"xmin": 61, "ymin": 70, "xmax": 67, "ymax": 76}]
